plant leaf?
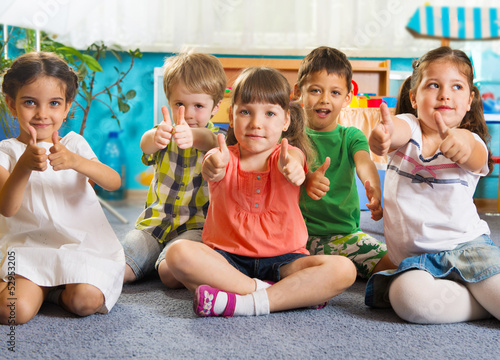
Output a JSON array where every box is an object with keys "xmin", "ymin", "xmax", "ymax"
[
  {"xmin": 81, "ymin": 54, "xmax": 103, "ymax": 72},
  {"xmin": 125, "ymin": 90, "xmax": 136, "ymax": 100}
]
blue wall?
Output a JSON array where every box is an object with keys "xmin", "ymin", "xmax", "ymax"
[{"xmin": 61, "ymin": 52, "xmax": 170, "ymax": 191}]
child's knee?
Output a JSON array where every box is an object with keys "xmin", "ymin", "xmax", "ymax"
[
  {"xmin": 0, "ymin": 296, "xmax": 38, "ymax": 325},
  {"xmin": 317, "ymin": 255, "xmax": 357, "ymax": 288},
  {"xmin": 62, "ymin": 285, "xmax": 104, "ymax": 317},
  {"xmin": 158, "ymin": 259, "xmax": 183, "ymax": 288},
  {"xmin": 164, "ymin": 240, "xmax": 197, "ymax": 274}
]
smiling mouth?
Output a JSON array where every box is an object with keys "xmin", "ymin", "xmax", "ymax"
[
  {"xmin": 315, "ymin": 109, "xmax": 331, "ymax": 116},
  {"xmin": 246, "ymin": 134, "xmax": 264, "ymax": 139}
]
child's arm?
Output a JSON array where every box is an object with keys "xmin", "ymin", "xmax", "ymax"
[
  {"xmin": 435, "ymin": 112, "xmax": 487, "ymax": 172},
  {"xmin": 202, "ymin": 134, "xmax": 229, "ymax": 182},
  {"xmin": 48, "ymin": 132, "xmax": 121, "ymax": 191},
  {"xmin": 305, "ymin": 157, "xmax": 330, "ymax": 200},
  {"xmin": 369, "ymin": 103, "xmax": 411, "ymax": 156},
  {"xmin": 141, "ymin": 106, "xmax": 174, "ymax": 155},
  {"xmin": 354, "ymin": 150, "xmax": 383, "ymax": 220},
  {"xmin": 278, "ymin": 139, "xmax": 306, "ymax": 186},
  {"xmin": 0, "ymin": 127, "xmax": 48, "ymax": 217}
]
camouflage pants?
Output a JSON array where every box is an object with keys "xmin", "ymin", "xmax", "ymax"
[{"xmin": 307, "ymin": 231, "xmax": 387, "ymax": 279}]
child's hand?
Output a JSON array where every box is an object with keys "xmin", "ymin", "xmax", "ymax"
[
  {"xmin": 19, "ymin": 125, "xmax": 48, "ymax": 172},
  {"xmin": 173, "ymin": 106, "xmax": 194, "ymax": 149},
  {"xmin": 48, "ymin": 131, "xmax": 77, "ymax": 171},
  {"xmin": 154, "ymin": 106, "xmax": 174, "ymax": 149},
  {"xmin": 370, "ymin": 103, "xmax": 393, "ymax": 156},
  {"xmin": 279, "ymin": 139, "xmax": 305, "ymax": 186},
  {"xmin": 435, "ymin": 112, "xmax": 474, "ymax": 165},
  {"xmin": 364, "ymin": 179, "xmax": 383, "ymax": 221},
  {"xmin": 202, "ymin": 133, "xmax": 229, "ymax": 182},
  {"xmin": 305, "ymin": 157, "xmax": 330, "ymax": 200}
]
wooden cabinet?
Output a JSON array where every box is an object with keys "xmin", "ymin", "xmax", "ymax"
[
  {"xmin": 212, "ymin": 57, "xmax": 391, "ymax": 124},
  {"xmin": 217, "ymin": 57, "xmax": 391, "ymax": 96}
]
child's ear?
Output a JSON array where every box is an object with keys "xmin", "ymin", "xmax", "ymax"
[
  {"xmin": 293, "ymin": 84, "xmax": 302, "ymax": 101},
  {"xmin": 409, "ymin": 89, "xmax": 417, "ymax": 109},
  {"xmin": 64, "ymin": 100, "xmax": 73, "ymax": 116},
  {"xmin": 343, "ymin": 89, "xmax": 353, "ymax": 108},
  {"xmin": 211, "ymin": 100, "xmax": 222, "ymax": 116},
  {"xmin": 5, "ymin": 95, "xmax": 17, "ymax": 117}
]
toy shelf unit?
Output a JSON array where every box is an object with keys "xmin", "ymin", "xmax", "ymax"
[{"xmin": 218, "ymin": 57, "xmax": 391, "ymax": 97}]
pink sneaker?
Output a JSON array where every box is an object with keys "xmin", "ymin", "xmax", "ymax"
[
  {"xmin": 194, "ymin": 285, "xmax": 237, "ymax": 318},
  {"xmin": 309, "ymin": 301, "xmax": 328, "ymax": 310}
]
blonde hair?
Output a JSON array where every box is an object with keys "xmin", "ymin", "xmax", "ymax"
[
  {"xmin": 226, "ymin": 67, "xmax": 316, "ymax": 166},
  {"xmin": 162, "ymin": 52, "xmax": 226, "ymax": 106}
]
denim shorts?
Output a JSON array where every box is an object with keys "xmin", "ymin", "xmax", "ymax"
[
  {"xmin": 214, "ymin": 249, "xmax": 308, "ymax": 282},
  {"xmin": 365, "ymin": 235, "xmax": 500, "ymax": 308},
  {"xmin": 121, "ymin": 228, "xmax": 203, "ymax": 280}
]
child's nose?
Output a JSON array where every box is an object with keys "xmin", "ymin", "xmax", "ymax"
[
  {"xmin": 438, "ymin": 88, "xmax": 451, "ymax": 100},
  {"xmin": 249, "ymin": 115, "xmax": 262, "ymax": 128},
  {"xmin": 320, "ymin": 93, "xmax": 330, "ymax": 104},
  {"xmin": 36, "ymin": 105, "xmax": 48, "ymax": 118}
]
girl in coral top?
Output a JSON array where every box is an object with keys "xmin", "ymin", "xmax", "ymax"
[{"xmin": 166, "ymin": 67, "xmax": 356, "ymax": 317}]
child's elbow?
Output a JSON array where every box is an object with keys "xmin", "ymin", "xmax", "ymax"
[{"xmin": 0, "ymin": 204, "xmax": 20, "ymax": 218}]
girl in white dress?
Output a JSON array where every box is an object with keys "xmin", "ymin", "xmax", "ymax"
[{"xmin": 0, "ymin": 52, "xmax": 125, "ymax": 325}]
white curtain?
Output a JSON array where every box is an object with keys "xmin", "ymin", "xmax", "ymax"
[{"xmin": 2, "ymin": 0, "xmax": 500, "ymax": 57}]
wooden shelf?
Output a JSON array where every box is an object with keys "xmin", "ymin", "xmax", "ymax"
[{"xmin": 217, "ymin": 57, "xmax": 391, "ymax": 96}]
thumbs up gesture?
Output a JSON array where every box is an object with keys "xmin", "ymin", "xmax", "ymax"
[
  {"xmin": 369, "ymin": 103, "xmax": 393, "ymax": 156},
  {"xmin": 278, "ymin": 138, "xmax": 306, "ymax": 186},
  {"xmin": 202, "ymin": 133, "xmax": 229, "ymax": 182},
  {"xmin": 19, "ymin": 125, "xmax": 48, "ymax": 172},
  {"xmin": 434, "ymin": 111, "xmax": 476, "ymax": 165},
  {"xmin": 48, "ymin": 131, "xmax": 75, "ymax": 171},
  {"xmin": 173, "ymin": 106, "xmax": 194, "ymax": 149},
  {"xmin": 154, "ymin": 106, "xmax": 174, "ymax": 149},
  {"xmin": 305, "ymin": 157, "xmax": 330, "ymax": 200},
  {"xmin": 364, "ymin": 179, "xmax": 383, "ymax": 220}
]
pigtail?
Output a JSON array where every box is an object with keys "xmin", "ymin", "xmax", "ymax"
[
  {"xmin": 395, "ymin": 76, "xmax": 415, "ymax": 116},
  {"xmin": 284, "ymin": 102, "xmax": 317, "ymax": 168},
  {"xmin": 459, "ymin": 85, "xmax": 493, "ymax": 174},
  {"xmin": 225, "ymin": 125, "xmax": 237, "ymax": 146}
]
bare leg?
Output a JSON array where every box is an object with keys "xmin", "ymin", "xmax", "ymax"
[
  {"xmin": 166, "ymin": 240, "xmax": 256, "ymax": 293},
  {"xmin": 60, "ymin": 283, "xmax": 105, "ymax": 317},
  {"xmin": 0, "ymin": 276, "xmax": 48, "ymax": 325},
  {"xmin": 268, "ymin": 255, "xmax": 356, "ymax": 311},
  {"xmin": 123, "ymin": 264, "xmax": 137, "ymax": 284},
  {"xmin": 372, "ymin": 253, "xmax": 396, "ymax": 274},
  {"xmin": 467, "ymin": 273, "xmax": 500, "ymax": 320},
  {"xmin": 388, "ymin": 270, "xmax": 490, "ymax": 324},
  {"xmin": 158, "ymin": 259, "xmax": 184, "ymax": 289}
]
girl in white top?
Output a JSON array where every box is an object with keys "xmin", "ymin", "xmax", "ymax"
[
  {"xmin": 0, "ymin": 52, "xmax": 125, "ymax": 325},
  {"xmin": 366, "ymin": 46, "xmax": 500, "ymax": 324}
]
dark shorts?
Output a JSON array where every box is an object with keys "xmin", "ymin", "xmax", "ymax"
[{"xmin": 214, "ymin": 249, "xmax": 308, "ymax": 282}]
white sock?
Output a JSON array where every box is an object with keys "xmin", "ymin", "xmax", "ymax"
[
  {"xmin": 251, "ymin": 289, "xmax": 270, "ymax": 316},
  {"xmin": 213, "ymin": 291, "xmax": 229, "ymax": 315},
  {"xmin": 213, "ymin": 289, "xmax": 270, "ymax": 316},
  {"xmin": 254, "ymin": 278, "xmax": 272, "ymax": 291}
]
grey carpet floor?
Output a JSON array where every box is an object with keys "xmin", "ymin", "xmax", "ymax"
[{"xmin": 1, "ymin": 202, "xmax": 499, "ymax": 360}]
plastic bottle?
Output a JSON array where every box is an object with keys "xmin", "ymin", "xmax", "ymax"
[{"xmin": 96, "ymin": 131, "xmax": 126, "ymax": 200}]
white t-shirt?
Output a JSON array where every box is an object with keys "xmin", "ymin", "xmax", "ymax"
[
  {"xmin": 383, "ymin": 114, "xmax": 490, "ymax": 265},
  {"xmin": 0, "ymin": 132, "xmax": 124, "ymax": 313}
]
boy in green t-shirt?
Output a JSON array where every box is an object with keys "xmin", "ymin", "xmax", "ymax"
[{"xmin": 295, "ymin": 46, "xmax": 394, "ymax": 278}]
